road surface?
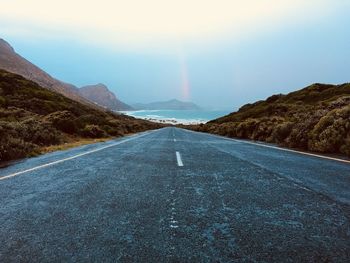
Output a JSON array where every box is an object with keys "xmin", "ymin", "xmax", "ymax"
[{"xmin": 0, "ymin": 127, "xmax": 350, "ymax": 262}]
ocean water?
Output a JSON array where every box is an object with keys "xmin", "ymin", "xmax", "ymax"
[{"xmin": 121, "ymin": 110, "xmax": 231, "ymax": 124}]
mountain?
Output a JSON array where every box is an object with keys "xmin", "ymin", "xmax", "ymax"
[
  {"xmin": 133, "ymin": 99, "xmax": 201, "ymax": 110},
  {"xmin": 79, "ymin": 84, "xmax": 133, "ymax": 111},
  {"xmin": 0, "ymin": 38, "xmax": 92, "ymax": 105},
  {"xmin": 189, "ymin": 83, "xmax": 350, "ymax": 157},
  {"xmin": 0, "ymin": 69, "xmax": 161, "ymax": 162}
]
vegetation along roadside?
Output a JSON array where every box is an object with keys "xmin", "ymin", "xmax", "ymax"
[
  {"xmin": 186, "ymin": 83, "xmax": 350, "ymax": 158},
  {"xmin": 0, "ymin": 69, "xmax": 163, "ymax": 163}
]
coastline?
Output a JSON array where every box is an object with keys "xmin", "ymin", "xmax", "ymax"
[{"xmin": 120, "ymin": 109, "xmax": 230, "ymax": 125}]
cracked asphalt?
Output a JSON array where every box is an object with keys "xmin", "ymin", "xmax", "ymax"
[{"xmin": 0, "ymin": 127, "xmax": 350, "ymax": 262}]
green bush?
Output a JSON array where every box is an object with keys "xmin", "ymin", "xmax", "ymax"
[
  {"xmin": 340, "ymin": 138, "xmax": 350, "ymax": 157},
  {"xmin": 22, "ymin": 119, "xmax": 62, "ymax": 146},
  {"xmin": 309, "ymin": 106, "xmax": 350, "ymax": 153},
  {"xmin": 270, "ymin": 122, "xmax": 294, "ymax": 144},
  {"xmin": 81, "ymin": 124, "xmax": 107, "ymax": 138},
  {"xmin": 193, "ymin": 85, "xmax": 350, "ymax": 157},
  {"xmin": 45, "ymin": 111, "xmax": 78, "ymax": 134},
  {"xmin": 0, "ymin": 69, "xmax": 161, "ymax": 162},
  {"xmin": 252, "ymin": 120, "xmax": 276, "ymax": 141},
  {"xmin": 0, "ymin": 96, "xmax": 6, "ymax": 106},
  {"xmin": 101, "ymin": 125, "xmax": 123, "ymax": 137},
  {"xmin": 0, "ymin": 119, "xmax": 62, "ymax": 146},
  {"xmin": 0, "ymin": 136, "xmax": 37, "ymax": 161},
  {"xmin": 76, "ymin": 114, "xmax": 106, "ymax": 127}
]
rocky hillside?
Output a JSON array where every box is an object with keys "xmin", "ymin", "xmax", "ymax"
[
  {"xmin": 189, "ymin": 83, "xmax": 350, "ymax": 157},
  {"xmin": 79, "ymin": 84, "xmax": 133, "ymax": 111},
  {"xmin": 0, "ymin": 38, "xmax": 90, "ymax": 105},
  {"xmin": 0, "ymin": 70, "xmax": 161, "ymax": 162},
  {"xmin": 133, "ymin": 99, "xmax": 200, "ymax": 110}
]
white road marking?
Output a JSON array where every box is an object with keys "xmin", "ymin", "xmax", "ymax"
[
  {"xmin": 169, "ymin": 187, "xmax": 179, "ymax": 230},
  {"xmin": 176, "ymin": 151, "xmax": 184, "ymax": 167},
  {"xmin": 0, "ymin": 130, "xmax": 155, "ymax": 181},
  {"xmin": 228, "ymin": 138, "xmax": 350, "ymax": 164},
  {"xmin": 182, "ymin": 128, "xmax": 350, "ymax": 164}
]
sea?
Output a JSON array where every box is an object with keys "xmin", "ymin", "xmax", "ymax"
[{"xmin": 120, "ymin": 110, "xmax": 232, "ymax": 124}]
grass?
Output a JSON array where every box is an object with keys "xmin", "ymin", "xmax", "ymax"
[
  {"xmin": 40, "ymin": 137, "xmax": 112, "ymax": 154},
  {"xmin": 188, "ymin": 83, "xmax": 350, "ymax": 157},
  {"xmin": 0, "ymin": 69, "xmax": 163, "ymax": 162}
]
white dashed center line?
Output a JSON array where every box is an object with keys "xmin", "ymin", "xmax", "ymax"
[{"xmin": 176, "ymin": 151, "xmax": 184, "ymax": 167}]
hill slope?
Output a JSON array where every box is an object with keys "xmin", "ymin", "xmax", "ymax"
[
  {"xmin": 0, "ymin": 38, "xmax": 91, "ymax": 104},
  {"xmin": 189, "ymin": 83, "xmax": 350, "ymax": 157},
  {"xmin": 133, "ymin": 99, "xmax": 200, "ymax": 110},
  {"xmin": 0, "ymin": 69, "xmax": 161, "ymax": 162},
  {"xmin": 79, "ymin": 84, "xmax": 133, "ymax": 111}
]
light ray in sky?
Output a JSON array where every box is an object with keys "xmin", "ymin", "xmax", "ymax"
[
  {"xmin": 178, "ymin": 49, "xmax": 191, "ymax": 101},
  {"xmin": 0, "ymin": 0, "xmax": 348, "ymax": 108}
]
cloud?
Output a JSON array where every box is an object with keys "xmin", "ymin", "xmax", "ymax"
[{"xmin": 0, "ymin": 0, "xmax": 335, "ymax": 50}]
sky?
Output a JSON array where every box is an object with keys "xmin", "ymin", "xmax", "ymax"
[{"xmin": 0, "ymin": 0, "xmax": 349, "ymax": 109}]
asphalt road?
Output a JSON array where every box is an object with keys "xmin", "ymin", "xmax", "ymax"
[{"xmin": 1, "ymin": 127, "xmax": 350, "ymax": 262}]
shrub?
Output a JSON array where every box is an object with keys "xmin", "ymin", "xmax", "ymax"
[
  {"xmin": 266, "ymin": 94, "xmax": 283, "ymax": 103},
  {"xmin": 80, "ymin": 124, "xmax": 107, "ymax": 138},
  {"xmin": 0, "ymin": 136, "xmax": 37, "ymax": 161},
  {"xmin": 21, "ymin": 118, "xmax": 62, "ymax": 146},
  {"xmin": 188, "ymin": 82, "xmax": 350, "ymax": 157},
  {"xmin": 270, "ymin": 122, "xmax": 294, "ymax": 144},
  {"xmin": 236, "ymin": 119, "xmax": 258, "ymax": 138},
  {"xmin": 0, "ymin": 96, "xmax": 6, "ymax": 106},
  {"xmin": 76, "ymin": 114, "xmax": 106, "ymax": 127},
  {"xmin": 309, "ymin": 106, "xmax": 350, "ymax": 153},
  {"xmin": 45, "ymin": 111, "xmax": 78, "ymax": 134},
  {"xmin": 340, "ymin": 138, "xmax": 350, "ymax": 157},
  {"xmin": 0, "ymin": 69, "xmax": 160, "ymax": 162},
  {"xmin": 101, "ymin": 125, "xmax": 123, "ymax": 137},
  {"xmin": 251, "ymin": 120, "xmax": 276, "ymax": 141}
]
